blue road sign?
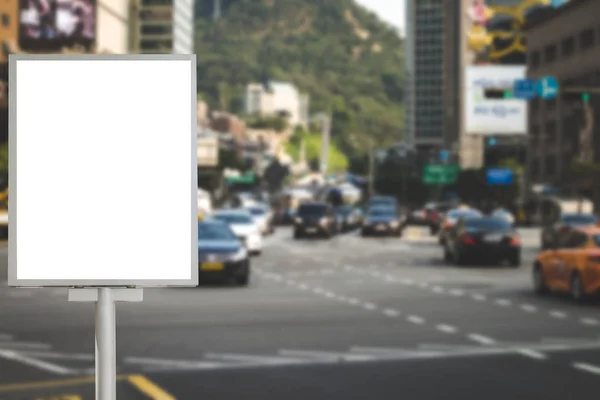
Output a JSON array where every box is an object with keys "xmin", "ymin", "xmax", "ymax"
[
  {"xmin": 486, "ymin": 168, "xmax": 513, "ymax": 185},
  {"xmin": 513, "ymin": 79, "xmax": 537, "ymax": 100},
  {"xmin": 439, "ymin": 150, "xmax": 450, "ymax": 163},
  {"xmin": 536, "ymin": 76, "xmax": 559, "ymax": 100}
]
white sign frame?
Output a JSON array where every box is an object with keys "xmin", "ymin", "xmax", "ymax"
[
  {"xmin": 464, "ymin": 65, "xmax": 527, "ymax": 135},
  {"xmin": 8, "ymin": 54, "xmax": 198, "ymax": 288}
]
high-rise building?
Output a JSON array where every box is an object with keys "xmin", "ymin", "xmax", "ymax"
[
  {"xmin": 404, "ymin": 0, "xmax": 445, "ymax": 158},
  {"xmin": 441, "ymin": 0, "xmax": 549, "ymax": 168},
  {"xmin": 137, "ymin": 0, "xmax": 194, "ymax": 54}
]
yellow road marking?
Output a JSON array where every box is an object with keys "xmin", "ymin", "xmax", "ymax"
[
  {"xmin": 0, "ymin": 375, "xmax": 128, "ymax": 392},
  {"xmin": 34, "ymin": 395, "xmax": 81, "ymax": 400},
  {"xmin": 404, "ymin": 227, "xmax": 422, "ymax": 239},
  {"xmin": 128, "ymin": 375, "xmax": 176, "ymax": 400}
]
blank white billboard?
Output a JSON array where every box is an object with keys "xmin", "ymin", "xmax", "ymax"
[
  {"xmin": 465, "ymin": 65, "xmax": 527, "ymax": 135},
  {"xmin": 8, "ymin": 54, "xmax": 198, "ymax": 287}
]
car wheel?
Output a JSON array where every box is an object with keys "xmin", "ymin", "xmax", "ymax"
[
  {"xmin": 293, "ymin": 230, "xmax": 302, "ymax": 239},
  {"xmin": 571, "ymin": 273, "xmax": 585, "ymax": 302},
  {"xmin": 533, "ymin": 263, "xmax": 547, "ymax": 294},
  {"xmin": 453, "ymin": 250, "xmax": 466, "ymax": 266},
  {"xmin": 443, "ymin": 247, "xmax": 452, "ymax": 263},
  {"xmin": 236, "ymin": 271, "xmax": 250, "ymax": 286},
  {"xmin": 251, "ymin": 250, "xmax": 262, "ymax": 256},
  {"xmin": 509, "ymin": 254, "xmax": 521, "ymax": 268}
]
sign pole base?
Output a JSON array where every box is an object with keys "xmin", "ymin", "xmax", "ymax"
[{"xmin": 68, "ymin": 288, "xmax": 143, "ymax": 400}]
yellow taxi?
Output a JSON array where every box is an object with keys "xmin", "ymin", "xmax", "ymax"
[{"xmin": 533, "ymin": 225, "xmax": 600, "ymax": 302}]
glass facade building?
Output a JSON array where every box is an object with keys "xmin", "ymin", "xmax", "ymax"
[
  {"xmin": 138, "ymin": 0, "xmax": 194, "ymax": 54},
  {"xmin": 404, "ymin": 0, "xmax": 445, "ymax": 149}
]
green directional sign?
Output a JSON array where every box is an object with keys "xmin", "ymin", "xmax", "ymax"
[{"xmin": 422, "ymin": 164, "xmax": 460, "ymax": 185}]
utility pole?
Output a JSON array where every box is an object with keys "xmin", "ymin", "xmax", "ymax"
[
  {"xmin": 368, "ymin": 139, "xmax": 375, "ymax": 197},
  {"xmin": 213, "ymin": 0, "xmax": 221, "ymax": 21},
  {"xmin": 319, "ymin": 114, "xmax": 331, "ymax": 176}
]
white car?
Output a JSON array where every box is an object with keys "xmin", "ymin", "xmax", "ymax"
[
  {"xmin": 213, "ymin": 210, "xmax": 263, "ymax": 255},
  {"xmin": 245, "ymin": 205, "xmax": 273, "ymax": 235}
]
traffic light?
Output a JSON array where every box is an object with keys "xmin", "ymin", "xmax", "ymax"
[
  {"xmin": 583, "ymin": 93, "xmax": 590, "ymax": 102},
  {"xmin": 484, "ymin": 89, "xmax": 512, "ymax": 99}
]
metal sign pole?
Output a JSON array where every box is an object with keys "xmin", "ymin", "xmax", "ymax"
[
  {"xmin": 68, "ymin": 287, "xmax": 144, "ymax": 400},
  {"xmin": 96, "ymin": 288, "xmax": 116, "ymax": 399}
]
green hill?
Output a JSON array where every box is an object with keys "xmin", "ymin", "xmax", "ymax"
[{"xmin": 194, "ymin": 0, "xmax": 405, "ymax": 155}]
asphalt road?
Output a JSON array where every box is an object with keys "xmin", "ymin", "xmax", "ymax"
[{"xmin": 1, "ymin": 226, "xmax": 600, "ymax": 399}]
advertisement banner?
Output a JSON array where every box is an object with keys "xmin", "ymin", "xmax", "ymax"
[
  {"xmin": 19, "ymin": 0, "xmax": 96, "ymax": 52},
  {"xmin": 465, "ymin": 66, "xmax": 527, "ymax": 135}
]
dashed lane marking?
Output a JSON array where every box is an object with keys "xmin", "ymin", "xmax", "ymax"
[
  {"xmin": 449, "ymin": 289, "xmax": 464, "ymax": 297},
  {"xmin": 550, "ymin": 310, "xmax": 567, "ymax": 319},
  {"xmin": 516, "ymin": 349, "xmax": 547, "ymax": 360},
  {"xmin": 436, "ymin": 324, "xmax": 458, "ymax": 334},
  {"xmin": 494, "ymin": 298, "xmax": 512, "ymax": 307},
  {"xmin": 520, "ymin": 304, "xmax": 537, "ymax": 313},
  {"xmin": 573, "ymin": 362, "xmax": 600, "ymax": 375},
  {"xmin": 0, "ymin": 349, "xmax": 75, "ymax": 375},
  {"xmin": 362, "ymin": 302, "xmax": 377, "ymax": 311},
  {"xmin": 407, "ymin": 315, "xmax": 425, "ymax": 325},
  {"xmin": 581, "ymin": 318, "xmax": 599, "ymax": 326},
  {"xmin": 471, "ymin": 294, "xmax": 486, "ymax": 301},
  {"xmin": 467, "ymin": 334, "xmax": 496, "ymax": 346},
  {"xmin": 383, "ymin": 309, "xmax": 400, "ymax": 317}
]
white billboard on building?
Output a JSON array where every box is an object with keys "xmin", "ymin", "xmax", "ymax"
[{"xmin": 464, "ymin": 65, "xmax": 527, "ymax": 135}]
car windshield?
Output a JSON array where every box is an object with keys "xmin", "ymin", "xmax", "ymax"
[
  {"xmin": 248, "ymin": 207, "xmax": 266, "ymax": 216},
  {"xmin": 335, "ymin": 206, "xmax": 353, "ymax": 215},
  {"xmin": 449, "ymin": 210, "xmax": 481, "ymax": 219},
  {"xmin": 214, "ymin": 213, "xmax": 253, "ymax": 224},
  {"xmin": 465, "ymin": 217, "xmax": 511, "ymax": 231},
  {"xmin": 370, "ymin": 198, "xmax": 395, "ymax": 206},
  {"xmin": 198, "ymin": 222, "xmax": 237, "ymax": 241},
  {"xmin": 298, "ymin": 204, "xmax": 327, "ymax": 216},
  {"xmin": 368, "ymin": 208, "xmax": 395, "ymax": 217},
  {"xmin": 562, "ymin": 213, "xmax": 597, "ymax": 225}
]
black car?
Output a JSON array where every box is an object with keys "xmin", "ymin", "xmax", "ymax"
[
  {"xmin": 293, "ymin": 202, "xmax": 337, "ymax": 239},
  {"xmin": 334, "ymin": 205, "xmax": 363, "ymax": 232},
  {"xmin": 444, "ymin": 216, "xmax": 521, "ymax": 266},
  {"xmin": 541, "ymin": 213, "xmax": 598, "ymax": 249},
  {"xmin": 198, "ymin": 219, "xmax": 250, "ymax": 286},
  {"xmin": 361, "ymin": 206, "xmax": 402, "ymax": 237}
]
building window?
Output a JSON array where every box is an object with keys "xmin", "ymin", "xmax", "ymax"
[
  {"xmin": 142, "ymin": 0, "xmax": 172, "ymax": 4},
  {"xmin": 530, "ymin": 51, "xmax": 540, "ymax": 68},
  {"xmin": 545, "ymin": 157, "xmax": 556, "ymax": 176},
  {"xmin": 561, "ymin": 36, "xmax": 574, "ymax": 57},
  {"xmin": 579, "ymin": 28, "xmax": 595, "ymax": 50},
  {"xmin": 141, "ymin": 25, "xmax": 172, "ymax": 35},
  {"xmin": 1, "ymin": 14, "xmax": 8, "ymax": 26},
  {"xmin": 544, "ymin": 44, "xmax": 557, "ymax": 63},
  {"xmin": 140, "ymin": 39, "xmax": 172, "ymax": 50}
]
